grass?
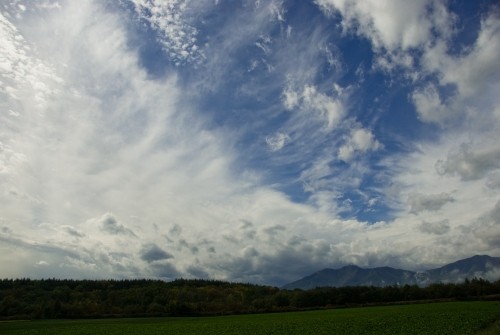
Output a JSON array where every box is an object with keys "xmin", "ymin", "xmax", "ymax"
[
  {"xmin": 1, "ymin": 301, "xmax": 499, "ymax": 334},
  {"xmin": 475, "ymin": 319, "xmax": 500, "ymax": 335}
]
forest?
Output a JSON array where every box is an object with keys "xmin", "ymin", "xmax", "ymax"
[{"xmin": 1, "ymin": 277, "xmax": 499, "ymax": 320}]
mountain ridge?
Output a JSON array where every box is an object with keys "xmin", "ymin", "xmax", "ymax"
[{"xmin": 283, "ymin": 255, "xmax": 500, "ymax": 290}]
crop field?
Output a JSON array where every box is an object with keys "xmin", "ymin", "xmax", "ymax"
[{"xmin": 1, "ymin": 301, "xmax": 499, "ymax": 335}]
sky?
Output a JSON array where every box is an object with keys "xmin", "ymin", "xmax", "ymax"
[{"xmin": 0, "ymin": 0, "xmax": 499, "ymax": 286}]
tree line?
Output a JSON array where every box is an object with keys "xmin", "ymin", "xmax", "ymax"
[{"xmin": 1, "ymin": 277, "xmax": 499, "ymax": 319}]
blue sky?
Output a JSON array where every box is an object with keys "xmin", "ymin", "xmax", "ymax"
[{"xmin": 1, "ymin": 0, "xmax": 499, "ymax": 286}]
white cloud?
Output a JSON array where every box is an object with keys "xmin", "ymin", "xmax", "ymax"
[
  {"xmin": 411, "ymin": 83, "xmax": 450, "ymax": 124},
  {"xmin": 269, "ymin": 0, "xmax": 285, "ymax": 22},
  {"xmin": 265, "ymin": 132, "xmax": 290, "ymax": 151},
  {"xmin": 338, "ymin": 127, "xmax": 381, "ymax": 162},
  {"xmin": 315, "ymin": 0, "xmax": 500, "ymax": 131},
  {"xmin": 436, "ymin": 142, "xmax": 500, "ymax": 181},
  {"xmin": 314, "ymin": 0, "xmax": 450, "ymax": 52},
  {"xmin": 0, "ymin": 1, "xmax": 357, "ymax": 283},
  {"xmin": 282, "ymin": 87, "xmax": 299, "ymax": 109},
  {"xmin": 302, "ymin": 85, "xmax": 345, "ymax": 130},
  {"xmin": 471, "ymin": 200, "xmax": 500, "ymax": 248},
  {"xmin": 0, "ymin": 10, "xmax": 62, "ymax": 107},
  {"xmin": 486, "ymin": 172, "xmax": 500, "ymax": 190},
  {"xmin": 408, "ymin": 192, "xmax": 454, "ymax": 214},
  {"xmin": 61, "ymin": 225, "xmax": 86, "ymax": 238},
  {"xmin": 300, "ymin": 156, "xmax": 334, "ymax": 193},
  {"xmin": 425, "ymin": 14, "xmax": 500, "ymax": 99},
  {"xmin": 314, "ymin": 1, "xmax": 500, "ymax": 264},
  {"xmin": 417, "ymin": 13, "xmax": 500, "ymax": 127},
  {"xmin": 313, "ymin": 0, "xmax": 456, "ymax": 82},
  {"xmin": 131, "ymin": 0, "xmax": 204, "ymax": 65},
  {"xmin": 0, "ymin": 1, "xmax": 230, "ymax": 278},
  {"xmin": 419, "ymin": 219, "xmax": 450, "ymax": 235},
  {"xmin": 282, "ymin": 84, "xmax": 346, "ymax": 131},
  {"xmin": 379, "ymin": 135, "xmax": 500, "ymax": 261}
]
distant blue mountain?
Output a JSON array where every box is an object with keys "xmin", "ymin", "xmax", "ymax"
[
  {"xmin": 283, "ymin": 255, "xmax": 500, "ymax": 290},
  {"xmin": 425, "ymin": 255, "xmax": 500, "ymax": 284}
]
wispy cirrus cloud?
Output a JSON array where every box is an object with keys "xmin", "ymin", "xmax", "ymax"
[
  {"xmin": 283, "ymin": 84, "xmax": 346, "ymax": 131},
  {"xmin": 265, "ymin": 132, "xmax": 290, "ymax": 151}
]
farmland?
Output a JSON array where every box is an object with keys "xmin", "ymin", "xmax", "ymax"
[{"xmin": 1, "ymin": 301, "xmax": 499, "ymax": 334}]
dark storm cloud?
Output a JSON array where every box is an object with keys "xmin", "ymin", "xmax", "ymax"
[
  {"xmin": 150, "ymin": 262, "xmax": 181, "ymax": 279},
  {"xmin": 140, "ymin": 243, "xmax": 173, "ymax": 263},
  {"xmin": 98, "ymin": 213, "xmax": 136, "ymax": 237}
]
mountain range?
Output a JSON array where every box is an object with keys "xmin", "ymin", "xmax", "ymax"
[{"xmin": 283, "ymin": 255, "xmax": 500, "ymax": 290}]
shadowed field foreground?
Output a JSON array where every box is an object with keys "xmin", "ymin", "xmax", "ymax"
[{"xmin": 1, "ymin": 301, "xmax": 499, "ymax": 335}]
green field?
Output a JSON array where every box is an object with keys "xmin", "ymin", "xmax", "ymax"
[{"xmin": 1, "ymin": 301, "xmax": 499, "ymax": 334}]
